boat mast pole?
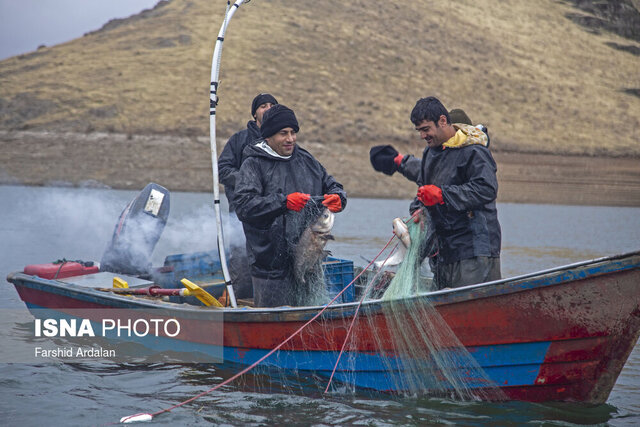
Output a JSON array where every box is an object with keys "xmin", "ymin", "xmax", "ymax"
[{"xmin": 210, "ymin": 0, "xmax": 247, "ymax": 309}]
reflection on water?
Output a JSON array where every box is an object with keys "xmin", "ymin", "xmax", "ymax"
[
  {"xmin": 504, "ymin": 245, "xmax": 602, "ymax": 260},
  {"xmin": 1, "ymin": 185, "xmax": 640, "ymax": 425},
  {"xmin": 501, "ymin": 245, "xmax": 605, "ymax": 277}
]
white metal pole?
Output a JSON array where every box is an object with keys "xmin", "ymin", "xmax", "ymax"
[{"xmin": 209, "ymin": 0, "xmax": 246, "ymax": 308}]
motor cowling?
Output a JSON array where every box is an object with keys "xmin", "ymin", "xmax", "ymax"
[{"xmin": 100, "ymin": 183, "xmax": 170, "ymax": 275}]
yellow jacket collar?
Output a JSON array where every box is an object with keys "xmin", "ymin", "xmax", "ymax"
[{"xmin": 442, "ymin": 124, "xmax": 488, "ymax": 149}]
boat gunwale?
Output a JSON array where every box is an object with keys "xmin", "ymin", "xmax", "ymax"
[{"xmin": 7, "ymin": 250, "xmax": 640, "ymax": 322}]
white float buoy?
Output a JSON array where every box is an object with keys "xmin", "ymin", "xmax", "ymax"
[{"xmin": 120, "ymin": 413, "xmax": 153, "ymax": 423}]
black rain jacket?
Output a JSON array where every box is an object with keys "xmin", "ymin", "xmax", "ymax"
[
  {"xmin": 218, "ymin": 120, "xmax": 261, "ymax": 211},
  {"xmin": 411, "ymin": 142, "xmax": 501, "ymax": 265},
  {"xmin": 398, "ymin": 155, "xmax": 423, "ymax": 184},
  {"xmin": 397, "ymin": 127, "xmax": 490, "ymax": 186},
  {"xmin": 235, "ymin": 142, "xmax": 347, "ymax": 279}
]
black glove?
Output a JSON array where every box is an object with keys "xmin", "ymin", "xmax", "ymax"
[{"xmin": 370, "ymin": 145, "xmax": 399, "ymax": 176}]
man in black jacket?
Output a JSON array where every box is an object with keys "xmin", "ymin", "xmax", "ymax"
[
  {"xmin": 409, "ymin": 97, "xmax": 501, "ymax": 289},
  {"xmin": 369, "ymin": 108, "xmax": 489, "ymax": 185},
  {"xmin": 218, "ymin": 93, "xmax": 278, "ymax": 212},
  {"xmin": 217, "ymin": 93, "xmax": 278, "ymax": 300},
  {"xmin": 234, "ymin": 105, "xmax": 347, "ymax": 307}
]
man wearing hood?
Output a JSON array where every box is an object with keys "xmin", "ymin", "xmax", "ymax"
[
  {"xmin": 234, "ymin": 104, "xmax": 347, "ymax": 307},
  {"xmin": 218, "ymin": 93, "xmax": 278, "ymax": 212},
  {"xmin": 409, "ymin": 96, "xmax": 501, "ymax": 289}
]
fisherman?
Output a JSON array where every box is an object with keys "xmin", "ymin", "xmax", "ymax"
[
  {"xmin": 369, "ymin": 108, "xmax": 490, "ymax": 184},
  {"xmin": 219, "ymin": 92, "xmax": 278, "ymax": 212},
  {"xmin": 234, "ymin": 104, "xmax": 347, "ymax": 307},
  {"xmin": 217, "ymin": 93, "xmax": 278, "ymax": 300},
  {"xmin": 407, "ymin": 97, "xmax": 501, "ymax": 289}
]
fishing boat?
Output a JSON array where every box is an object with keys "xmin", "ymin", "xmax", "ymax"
[
  {"xmin": 7, "ymin": 248, "xmax": 640, "ymax": 404},
  {"xmin": 7, "ymin": 0, "xmax": 640, "ymax": 412}
]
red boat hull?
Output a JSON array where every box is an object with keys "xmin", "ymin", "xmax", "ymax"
[{"xmin": 8, "ymin": 251, "xmax": 640, "ymax": 403}]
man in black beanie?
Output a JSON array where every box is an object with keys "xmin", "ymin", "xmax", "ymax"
[
  {"xmin": 219, "ymin": 93, "xmax": 278, "ymax": 212},
  {"xmin": 234, "ymin": 104, "xmax": 347, "ymax": 307},
  {"xmin": 218, "ymin": 93, "xmax": 277, "ymax": 300}
]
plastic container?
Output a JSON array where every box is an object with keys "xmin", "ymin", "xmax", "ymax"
[
  {"xmin": 154, "ymin": 251, "xmax": 225, "ymax": 305},
  {"xmin": 155, "ymin": 251, "xmax": 223, "ymax": 287},
  {"xmin": 323, "ymin": 256, "xmax": 355, "ymax": 303},
  {"xmin": 24, "ymin": 261, "xmax": 99, "ymax": 280}
]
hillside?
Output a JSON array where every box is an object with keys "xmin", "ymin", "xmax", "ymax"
[
  {"xmin": 0, "ymin": 0, "xmax": 639, "ymax": 207},
  {"xmin": 0, "ymin": 0, "xmax": 638, "ymax": 155}
]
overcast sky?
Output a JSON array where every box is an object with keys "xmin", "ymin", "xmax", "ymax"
[{"xmin": 0, "ymin": 0, "xmax": 160, "ymax": 60}]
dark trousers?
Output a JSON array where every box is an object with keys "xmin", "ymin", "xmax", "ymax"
[
  {"xmin": 251, "ymin": 276, "xmax": 297, "ymax": 307},
  {"xmin": 228, "ymin": 245, "xmax": 253, "ymax": 299},
  {"xmin": 225, "ymin": 212, "xmax": 253, "ymax": 299},
  {"xmin": 434, "ymin": 256, "xmax": 501, "ymax": 290}
]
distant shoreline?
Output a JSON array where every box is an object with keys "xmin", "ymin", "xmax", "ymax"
[{"xmin": 1, "ymin": 131, "xmax": 639, "ymax": 207}]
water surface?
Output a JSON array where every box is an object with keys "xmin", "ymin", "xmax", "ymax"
[{"xmin": 1, "ymin": 185, "xmax": 639, "ymax": 425}]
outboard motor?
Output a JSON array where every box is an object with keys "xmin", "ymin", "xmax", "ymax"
[{"xmin": 100, "ymin": 183, "xmax": 170, "ymax": 275}]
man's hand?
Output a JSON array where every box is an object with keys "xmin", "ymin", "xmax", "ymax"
[
  {"xmin": 417, "ymin": 185, "xmax": 444, "ymax": 206},
  {"xmin": 393, "ymin": 153, "xmax": 404, "ymax": 167},
  {"xmin": 286, "ymin": 192, "xmax": 311, "ymax": 211},
  {"xmin": 322, "ymin": 194, "xmax": 342, "ymax": 212}
]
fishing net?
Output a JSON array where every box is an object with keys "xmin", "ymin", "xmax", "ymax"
[
  {"xmin": 336, "ymin": 219, "xmax": 506, "ymax": 401},
  {"xmin": 226, "ymin": 216, "xmax": 505, "ymax": 402},
  {"xmin": 379, "ymin": 217, "xmax": 429, "ymax": 300},
  {"xmin": 287, "ymin": 201, "xmax": 333, "ymax": 307}
]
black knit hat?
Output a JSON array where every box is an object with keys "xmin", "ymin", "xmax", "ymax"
[
  {"xmin": 251, "ymin": 93, "xmax": 278, "ymax": 118},
  {"xmin": 370, "ymin": 145, "xmax": 399, "ymax": 176},
  {"xmin": 260, "ymin": 104, "xmax": 299, "ymax": 138}
]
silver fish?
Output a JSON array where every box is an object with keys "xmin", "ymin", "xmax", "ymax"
[
  {"xmin": 293, "ymin": 208, "xmax": 335, "ymax": 289},
  {"xmin": 374, "ymin": 217, "xmax": 411, "ymax": 270}
]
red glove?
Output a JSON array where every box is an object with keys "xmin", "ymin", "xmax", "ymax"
[
  {"xmin": 417, "ymin": 185, "xmax": 444, "ymax": 206},
  {"xmin": 286, "ymin": 192, "xmax": 311, "ymax": 211},
  {"xmin": 393, "ymin": 153, "xmax": 404, "ymax": 167},
  {"xmin": 322, "ymin": 194, "xmax": 342, "ymax": 212}
]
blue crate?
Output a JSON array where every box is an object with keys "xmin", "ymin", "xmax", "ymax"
[
  {"xmin": 155, "ymin": 251, "xmax": 224, "ymax": 289},
  {"xmin": 322, "ymin": 256, "xmax": 355, "ymax": 303},
  {"xmin": 155, "ymin": 252, "xmax": 355, "ymax": 305},
  {"xmin": 164, "ymin": 251, "xmax": 222, "ymax": 276}
]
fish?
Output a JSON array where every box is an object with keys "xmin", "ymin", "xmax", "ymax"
[
  {"xmin": 293, "ymin": 207, "xmax": 335, "ymax": 291},
  {"xmin": 393, "ymin": 217, "xmax": 411, "ymax": 248},
  {"xmin": 375, "ymin": 217, "xmax": 411, "ymax": 270}
]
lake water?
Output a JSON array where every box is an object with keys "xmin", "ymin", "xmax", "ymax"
[{"xmin": 1, "ymin": 185, "xmax": 639, "ymax": 425}]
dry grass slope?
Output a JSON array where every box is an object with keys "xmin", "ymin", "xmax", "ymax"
[{"xmin": 0, "ymin": 0, "xmax": 638, "ymax": 156}]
